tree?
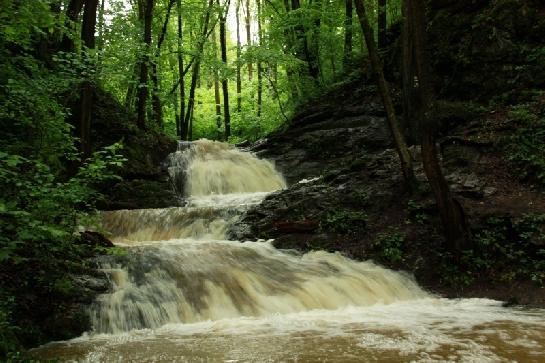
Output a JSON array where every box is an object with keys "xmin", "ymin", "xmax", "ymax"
[
  {"xmin": 344, "ymin": 0, "xmax": 353, "ymax": 67},
  {"xmin": 150, "ymin": 0, "xmax": 176, "ymax": 129},
  {"xmin": 79, "ymin": 0, "xmax": 98, "ymax": 158},
  {"xmin": 378, "ymin": 0, "xmax": 387, "ymax": 51},
  {"xmin": 176, "ymin": 0, "xmax": 185, "ymax": 138},
  {"xmin": 256, "ymin": 0, "xmax": 263, "ymax": 117},
  {"xmin": 136, "ymin": 0, "xmax": 155, "ymax": 130},
  {"xmin": 235, "ymin": 0, "xmax": 242, "ymax": 112},
  {"xmin": 290, "ymin": 0, "xmax": 320, "ymax": 82},
  {"xmin": 219, "ymin": 0, "xmax": 231, "ymax": 139},
  {"xmin": 60, "ymin": 0, "xmax": 84, "ymax": 53},
  {"xmin": 97, "ymin": 0, "xmax": 106, "ymax": 65},
  {"xmin": 212, "ymin": 28, "xmax": 222, "ymax": 129},
  {"xmin": 353, "ymin": 0, "xmax": 416, "ymax": 188},
  {"xmin": 245, "ymin": 0, "xmax": 253, "ymax": 81},
  {"xmin": 402, "ymin": 0, "xmax": 470, "ymax": 255},
  {"xmin": 182, "ymin": 0, "xmax": 215, "ymax": 140}
]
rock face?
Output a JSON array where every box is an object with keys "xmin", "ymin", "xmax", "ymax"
[
  {"xmin": 229, "ymin": 76, "xmax": 545, "ymax": 307},
  {"xmin": 253, "ymin": 83, "xmax": 392, "ymax": 184},
  {"xmin": 230, "ymin": 85, "xmax": 405, "ymax": 258},
  {"xmin": 90, "ymin": 88, "xmax": 180, "ymax": 210}
]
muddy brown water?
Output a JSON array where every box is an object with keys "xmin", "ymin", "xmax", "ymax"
[{"xmin": 32, "ymin": 140, "xmax": 545, "ymax": 362}]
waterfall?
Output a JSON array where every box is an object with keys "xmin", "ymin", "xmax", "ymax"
[
  {"xmin": 31, "ymin": 139, "xmax": 545, "ymax": 363},
  {"xmin": 92, "ymin": 139, "xmax": 427, "ymax": 333}
]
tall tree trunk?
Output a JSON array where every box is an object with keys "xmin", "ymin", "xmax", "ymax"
[
  {"xmin": 282, "ymin": 0, "xmax": 300, "ymax": 98},
  {"xmin": 353, "ymin": 0, "xmax": 416, "ymax": 189},
  {"xmin": 61, "ymin": 0, "xmax": 84, "ymax": 53},
  {"xmin": 124, "ymin": 65, "xmax": 140, "ymax": 112},
  {"xmin": 219, "ymin": 0, "xmax": 231, "ymax": 139},
  {"xmin": 236, "ymin": 0, "xmax": 242, "ymax": 112},
  {"xmin": 245, "ymin": 0, "xmax": 253, "ymax": 81},
  {"xmin": 37, "ymin": 1, "xmax": 62, "ymax": 66},
  {"xmin": 256, "ymin": 0, "xmax": 263, "ymax": 117},
  {"xmin": 150, "ymin": 0, "xmax": 176, "ymax": 129},
  {"xmin": 182, "ymin": 0, "xmax": 215, "ymax": 140},
  {"xmin": 97, "ymin": 0, "xmax": 106, "ymax": 66},
  {"xmin": 309, "ymin": 0, "xmax": 322, "ymax": 81},
  {"xmin": 79, "ymin": 0, "xmax": 98, "ymax": 159},
  {"xmin": 343, "ymin": 0, "xmax": 353, "ymax": 67},
  {"xmin": 403, "ymin": 0, "xmax": 470, "ymax": 255},
  {"xmin": 150, "ymin": 67, "xmax": 161, "ymax": 130},
  {"xmin": 136, "ymin": 0, "xmax": 154, "ymax": 130},
  {"xmin": 176, "ymin": 0, "xmax": 185, "ymax": 138},
  {"xmin": 172, "ymin": 63, "xmax": 180, "ymax": 137},
  {"xmin": 124, "ymin": 3, "xmax": 145, "ymax": 113},
  {"xmin": 291, "ymin": 0, "xmax": 319, "ymax": 82},
  {"xmin": 212, "ymin": 29, "xmax": 222, "ymax": 129},
  {"xmin": 378, "ymin": 0, "xmax": 387, "ymax": 51},
  {"xmin": 183, "ymin": 61, "xmax": 199, "ymax": 140}
]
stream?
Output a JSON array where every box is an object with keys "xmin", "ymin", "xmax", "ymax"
[{"xmin": 32, "ymin": 140, "xmax": 545, "ymax": 362}]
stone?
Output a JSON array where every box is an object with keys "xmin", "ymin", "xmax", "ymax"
[{"xmin": 483, "ymin": 186, "xmax": 497, "ymax": 197}]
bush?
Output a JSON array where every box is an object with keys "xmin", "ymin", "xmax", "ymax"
[{"xmin": 504, "ymin": 100, "xmax": 545, "ymax": 184}]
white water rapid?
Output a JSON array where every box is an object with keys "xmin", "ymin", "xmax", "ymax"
[{"xmin": 33, "ymin": 139, "xmax": 545, "ymax": 362}]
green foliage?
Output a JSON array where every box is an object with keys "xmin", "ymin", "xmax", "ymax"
[
  {"xmin": 504, "ymin": 101, "xmax": 545, "ymax": 184},
  {"xmin": 0, "ymin": 144, "xmax": 124, "ymax": 263},
  {"xmin": 0, "ymin": 145, "xmax": 124, "ymax": 357},
  {"xmin": 437, "ymin": 214, "xmax": 545, "ymax": 287},
  {"xmin": 372, "ymin": 230, "xmax": 405, "ymax": 264},
  {"xmin": 406, "ymin": 199, "xmax": 429, "ymax": 224},
  {"xmin": 321, "ymin": 210, "xmax": 367, "ymax": 234},
  {"xmin": 0, "ymin": 293, "xmax": 19, "ymax": 358},
  {"xmin": 0, "ymin": 0, "xmax": 58, "ymax": 50}
]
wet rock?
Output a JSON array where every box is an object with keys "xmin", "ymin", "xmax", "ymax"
[
  {"xmin": 483, "ymin": 186, "xmax": 497, "ymax": 197},
  {"xmin": 251, "ymin": 86, "xmax": 391, "ymax": 185},
  {"xmin": 78, "ymin": 231, "xmax": 115, "ymax": 248},
  {"xmin": 71, "ymin": 271, "xmax": 110, "ymax": 301},
  {"xmin": 100, "ymin": 179, "xmax": 181, "ymax": 210},
  {"xmin": 463, "ymin": 173, "xmax": 480, "ymax": 189}
]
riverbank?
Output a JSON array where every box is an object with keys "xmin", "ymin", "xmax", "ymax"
[{"xmin": 229, "ymin": 78, "xmax": 545, "ymax": 307}]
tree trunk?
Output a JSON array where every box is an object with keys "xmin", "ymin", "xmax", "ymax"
[
  {"xmin": 150, "ymin": 0, "xmax": 175, "ymax": 129},
  {"xmin": 150, "ymin": 65, "xmax": 163, "ymax": 129},
  {"xmin": 281, "ymin": 0, "xmax": 300, "ymax": 98},
  {"xmin": 219, "ymin": 0, "xmax": 231, "ymax": 139},
  {"xmin": 212, "ymin": 29, "xmax": 222, "ymax": 129},
  {"xmin": 308, "ymin": 0, "xmax": 322, "ymax": 81},
  {"xmin": 61, "ymin": 0, "xmax": 84, "ymax": 53},
  {"xmin": 403, "ymin": 0, "xmax": 470, "ymax": 255},
  {"xmin": 343, "ymin": 0, "xmax": 353, "ymax": 67},
  {"xmin": 182, "ymin": 0, "xmax": 215, "ymax": 140},
  {"xmin": 183, "ymin": 61, "xmax": 199, "ymax": 140},
  {"xmin": 176, "ymin": 0, "xmax": 185, "ymax": 138},
  {"xmin": 353, "ymin": 0, "xmax": 416, "ymax": 189},
  {"xmin": 291, "ymin": 0, "xmax": 319, "ymax": 82},
  {"xmin": 97, "ymin": 0, "xmax": 106, "ymax": 65},
  {"xmin": 236, "ymin": 0, "xmax": 242, "ymax": 112},
  {"xmin": 124, "ymin": 3, "xmax": 145, "ymax": 113},
  {"xmin": 79, "ymin": 0, "xmax": 98, "ymax": 159},
  {"xmin": 256, "ymin": 0, "xmax": 263, "ymax": 117},
  {"xmin": 378, "ymin": 0, "xmax": 387, "ymax": 51},
  {"xmin": 124, "ymin": 65, "xmax": 140, "ymax": 112},
  {"xmin": 245, "ymin": 0, "xmax": 253, "ymax": 81},
  {"xmin": 172, "ymin": 63, "xmax": 180, "ymax": 137},
  {"xmin": 136, "ymin": 0, "xmax": 154, "ymax": 130}
]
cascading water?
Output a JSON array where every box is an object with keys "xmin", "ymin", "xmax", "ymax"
[{"xmin": 32, "ymin": 139, "xmax": 545, "ymax": 362}]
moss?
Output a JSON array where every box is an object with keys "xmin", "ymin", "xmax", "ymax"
[{"xmin": 320, "ymin": 210, "xmax": 367, "ymax": 234}]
